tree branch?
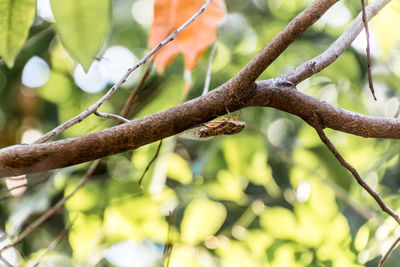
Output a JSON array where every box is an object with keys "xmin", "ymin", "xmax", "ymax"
[
  {"xmin": 33, "ymin": 0, "xmax": 213, "ymax": 144},
  {"xmin": 361, "ymin": 0, "xmax": 376, "ymax": 100},
  {"xmin": 1, "ymin": 78, "xmax": 398, "ymax": 177},
  {"xmin": 252, "ymin": 79, "xmax": 400, "ymax": 138},
  {"xmin": 282, "ymin": 0, "xmax": 390, "ymax": 85},
  {"xmin": 308, "ymin": 112, "xmax": 400, "ymax": 224},
  {"xmin": 0, "ymin": 0, "xmax": 392, "ymax": 176},
  {"xmin": 379, "ymin": 235, "xmax": 400, "ymax": 267},
  {"xmin": 225, "ymin": 0, "xmax": 340, "ymax": 91}
]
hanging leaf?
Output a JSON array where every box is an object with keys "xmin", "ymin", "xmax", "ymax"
[
  {"xmin": 148, "ymin": 0, "xmax": 226, "ymax": 73},
  {"xmin": 0, "ymin": 0, "xmax": 36, "ymax": 67},
  {"xmin": 50, "ymin": 0, "xmax": 111, "ymax": 71},
  {"xmin": 180, "ymin": 198, "xmax": 226, "ymax": 245}
]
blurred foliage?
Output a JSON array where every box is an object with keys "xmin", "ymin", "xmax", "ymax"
[{"xmin": 1, "ymin": 0, "xmax": 400, "ymax": 266}]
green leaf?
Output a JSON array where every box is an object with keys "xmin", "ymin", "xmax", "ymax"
[
  {"xmin": 260, "ymin": 207, "xmax": 298, "ymax": 240},
  {"xmin": 50, "ymin": 0, "xmax": 111, "ymax": 71},
  {"xmin": 0, "ymin": 0, "xmax": 36, "ymax": 67},
  {"xmin": 181, "ymin": 198, "xmax": 226, "ymax": 245},
  {"xmin": 167, "ymin": 153, "xmax": 193, "ymax": 185}
]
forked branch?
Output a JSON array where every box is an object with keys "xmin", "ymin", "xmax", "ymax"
[
  {"xmin": 307, "ymin": 112, "xmax": 400, "ymax": 225},
  {"xmin": 33, "ymin": 0, "xmax": 214, "ymax": 144}
]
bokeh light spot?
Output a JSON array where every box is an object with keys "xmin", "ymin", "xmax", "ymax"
[
  {"xmin": 22, "ymin": 56, "xmax": 50, "ymax": 88},
  {"xmin": 320, "ymin": 2, "xmax": 351, "ymax": 27},
  {"xmin": 37, "ymin": 0, "xmax": 54, "ymax": 22},
  {"xmin": 296, "ymin": 181, "xmax": 311, "ymax": 203},
  {"xmin": 99, "ymin": 46, "xmax": 140, "ymax": 87},
  {"xmin": 131, "ymin": 0, "xmax": 154, "ymax": 28},
  {"xmin": 21, "ymin": 128, "xmax": 43, "ymax": 144},
  {"xmin": 74, "ymin": 61, "xmax": 108, "ymax": 94}
]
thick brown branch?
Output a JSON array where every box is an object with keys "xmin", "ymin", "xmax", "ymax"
[
  {"xmin": 2, "ymin": 80, "xmax": 400, "ymax": 177},
  {"xmin": 33, "ymin": 0, "xmax": 213, "ymax": 144},
  {"xmin": 0, "ymin": 0, "xmax": 393, "ymax": 176},
  {"xmin": 283, "ymin": 0, "xmax": 390, "ymax": 85},
  {"xmin": 218, "ymin": 0, "xmax": 339, "ymax": 96},
  {"xmin": 252, "ymin": 80, "xmax": 400, "ymax": 138}
]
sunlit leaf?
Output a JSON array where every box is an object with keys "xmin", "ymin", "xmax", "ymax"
[
  {"xmin": 270, "ymin": 244, "xmax": 303, "ymax": 267},
  {"xmin": 38, "ymin": 71, "xmax": 74, "ymax": 104},
  {"xmin": 169, "ymin": 244, "xmax": 208, "ymax": 267},
  {"xmin": 260, "ymin": 207, "xmax": 298, "ymax": 240},
  {"xmin": 50, "ymin": 39, "xmax": 75, "ymax": 72},
  {"xmin": 0, "ymin": 0, "xmax": 36, "ymax": 67},
  {"xmin": 181, "ymin": 198, "xmax": 226, "ymax": 245},
  {"xmin": 207, "ymin": 169, "xmax": 245, "ymax": 201},
  {"xmin": 50, "ymin": 0, "xmax": 111, "ymax": 71},
  {"xmin": 247, "ymin": 151, "xmax": 280, "ymax": 197},
  {"xmin": 69, "ymin": 214, "xmax": 102, "ymax": 260},
  {"xmin": 216, "ymin": 240, "xmax": 263, "ymax": 267},
  {"xmin": 242, "ymin": 230, "xmax": 273, "ymax": 261},
  {"xmin": 372, "ymin": 0, "xmax": 400, "ymax": 57},
  {"xmin": 354, "ymin": 224, "xmax": 370, "ymax": 251},
  {"xmin": 148, "ymin": 0, "xmax": 226, "ymax": 73},
  {"xmin": 65, "ymin": 180, "xmax": 101, "ymax": 212},
  {"xmin": 167, "ymin": 153, "xmax": 193, "ymax": 184},
  {"xmin": 103, "ymin": 196, "xmax": 169, "ymax": 243},
  {"xmin": 222, "ymin": 134, "xmax": 265, "ymax": 177}
]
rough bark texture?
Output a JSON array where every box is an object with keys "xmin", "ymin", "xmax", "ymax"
[
  {"xmin": 0, "ymin": 0, "xmax": 393, "ymax": 177},
  {"xmin": 2, "ymin": 79, "xmax": 399, "ymax": 177}
]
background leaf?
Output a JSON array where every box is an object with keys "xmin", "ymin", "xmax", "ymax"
[
  {"xmin": 50, "ymin": 0, "xmax": 111, "ymax": 71},
  {"xmin": 181, "ymin": 198, "xmax": 227, "ymax": 245},
  {"xmin": 148, "ymin": 0, "xmax": 226, "ymax": 73},
  {"xmin": 0, "ymin": 0, "xmax": 36, "ymax": 67}
]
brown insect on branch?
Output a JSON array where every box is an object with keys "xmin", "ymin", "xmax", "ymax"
[{"xmin": 0, "ymin": 1, "xmax": 397, "ymax": 262}]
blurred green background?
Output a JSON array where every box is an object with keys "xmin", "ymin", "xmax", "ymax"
[{"xmin": 1, "ymin": 0, "xmax": 400, "ymax": 266}]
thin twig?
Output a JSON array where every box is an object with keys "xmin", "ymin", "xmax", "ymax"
[
  {"xmin": 379, "ymin": 235, "xmax": 400, "ymax": 267},
  {"xmin": 0, "ymin": 46, "xmax": 156, "ymax": 254},
  {"xmin": 267, "ymin": 141, "xmax": 379, "ymax": 221},
  {"xmin": 310, "ymin": 114, "xmax": 400, "ymax": 225},
  {"xmin": 33, "ymin": 0, "xmax": 213, "ymax": 144},
  {"xmin": 361, "ymin": 0, "xmax": 376, "ymax": 100},
  {"xmin": 0, "ymin": 25, "xmax": 54, "ymax": 67},
  {"xmin": 0, "ymin": 177, "xmax": 46, "ymax": 202},
  {"xmin": 119, "ymin": 61, "xmax": 153, "ymax": 119},
  {"xmin": 0, "ymin": 253, "xmax": 13, "ymax": 267},
  {"xmin": 163, "ymin": 211, "xmax": 175, "ymax": 267},
  {"xmin": 138, "ymin": 140, "xmax": 163, "ymax": 190},
  {"xmin": 1, "ymin": 0, "xmax": 394, "ymax": 177},
  {"xmin": 202, "ymin": 38, "xmax": 218, "ymax": 96},
  {"xmin": 94, "ymin": 111, "xmax": 130, "ymax": 123},
  {"xmin": 0, "ymin": 160, "xmax": 100, "ymax": 254},
  {"xmin": 282, "ymin": 0, "xmax": 390, "ymax": 85},
  {"xmin": 22, "ymin": 25, "xmax": 54, "ymax": 50},
  {"xmin": 31, "ymin": 223, "xmax": 72, "ymax": 267}
]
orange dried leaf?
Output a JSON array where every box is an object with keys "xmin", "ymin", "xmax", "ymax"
[{"xmin": 148, "ymin": 0, "xmax": 226, "ymax": 73}]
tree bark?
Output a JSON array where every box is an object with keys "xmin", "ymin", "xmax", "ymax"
[{"xmin": 0, "ymin": 0, "xmax": 393, "ymax": 177}]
